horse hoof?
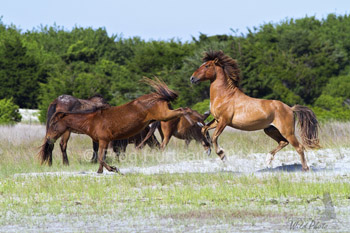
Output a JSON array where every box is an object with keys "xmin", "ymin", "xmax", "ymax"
[
  {"xmin": 97, "ymin": 169, "xmax": 103, "ymax": 174},
  {"xmin": 302, "ymin": 166, "xmax": 310, "ymax": 172},
  {"xmin": 221, "ymin": 155, "xmax": 227, "ymax": 162},
  {"xmin": 206, "ymin": 148, "xmax": 211, "ymax": 156},
  {"xmin": 197, "ymin": 122, "xmax": 204, "ymax": 127}
]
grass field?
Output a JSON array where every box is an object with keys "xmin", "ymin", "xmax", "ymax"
[{"xmin": 0, "ymin": 123, "xmax": 350, "ymax": 232}]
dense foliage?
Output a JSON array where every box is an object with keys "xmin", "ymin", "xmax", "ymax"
[
  {"xmin": 0, "ymin": 98, "xmax": 21, "ymax": 125},
  {"xmin": 1, "ymin": 14, "xmax": 350, "ymax": 122}
]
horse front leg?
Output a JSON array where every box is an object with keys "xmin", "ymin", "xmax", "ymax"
[
  {"xmin": 91, "ymin": 141, "xmax": 99, "ymax": 163},
  {"xmin": 97, "ymin": 140, "xmax": 120, "ymax": 174},
  {"xmin": 212, "ymin": 122, "xmax": 227, "ymax": 161}
]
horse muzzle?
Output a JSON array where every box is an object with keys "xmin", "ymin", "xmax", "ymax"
[
  {"xmin": 46, "ymin": 137, "xmax": 56, "ymax": 144},
  {"xmin": 190, "ymin": 76, "xmax": 200, "ymax": 84}
]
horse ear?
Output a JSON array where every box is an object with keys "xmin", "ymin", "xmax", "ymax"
[
  {"xmin": 60, "ymin": 113, "xmax": 67, "ymax": 118},
  {"xmin": 213, "ymin": 58, "xmax": 219, "ymax": 64},
  {"xmin": 56, "ymin": 112, "xmax": 67, "ymax": 119}
]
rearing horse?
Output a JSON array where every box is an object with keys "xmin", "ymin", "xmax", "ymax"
[
  {"xmin": 42, "ymin": 78, "xmax": 194, "ymax": 173},
  {"xmin": 190, "ymin": 51, "xmax": 320, "ymax": 171}
]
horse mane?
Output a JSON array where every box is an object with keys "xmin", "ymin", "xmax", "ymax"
[
  {"xmin": 141, "ymin": 77, "xmax": 178, "ymax": 102},
  {"xmin": 87, "ymin": 94, "xmax": 110, "ymax": 105},
  {"xmin": 50, "ymin": 106, "xmax": 107, "ymax": 122},
  {"xmin": 203, "ymin": 50, "xmax": 241, "ymax": 88}
]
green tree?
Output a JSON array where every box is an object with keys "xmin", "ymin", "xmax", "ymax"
[{"xmin": 0, "ymin": 29, "xmax": 39, "ymax": 108}]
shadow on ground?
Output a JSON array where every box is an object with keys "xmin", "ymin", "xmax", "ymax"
[{"xmin": 258, "ymin": 163, "xmax": 326, "ymax": 173}]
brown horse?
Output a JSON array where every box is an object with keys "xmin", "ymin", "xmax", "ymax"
[
  {"xmin": 40, "ymin": 78, "xmax": 194, "ymax": 173},
  {"xmin": 190, "ymin": 51, "xmax": 320, "ymax": 171},
  {"xmin": 44, "ymin": 95, "xmax": 159, "ymax": 165},
  {"xmin": 91, "ymin": 123, "xmax": 160, "ymax": 163},
  {"xmin": 157, "ymin": 109, "xmax": 212, "ymax": 154}
]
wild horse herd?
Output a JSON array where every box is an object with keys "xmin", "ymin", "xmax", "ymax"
[{"xmin": 39, "ymin": 51, "xmax": 320, "ymax": 173}]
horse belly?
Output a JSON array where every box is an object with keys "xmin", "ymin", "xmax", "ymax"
[{"xmin": 230, "ymin": 116, "xmax": 273, "ymax": 131}]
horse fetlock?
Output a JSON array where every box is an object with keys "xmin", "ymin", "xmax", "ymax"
[
  {"xmin": 302, "ymin": 165, "xmax": 310, "ymax": 172},
  {"xmin": 217, "ymin": 148, "xmax": 225, "ymax": 159},
  {"xmin": 265, "ymin": 153, "xmax": 274, "ymax": 166}
]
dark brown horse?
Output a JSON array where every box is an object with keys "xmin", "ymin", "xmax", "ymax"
[
  {"xmin": 157, "ymin": 109, "xmax": 212, "ymax": 155},
  {"xmin": 44, "ymin": 95, "xmax": 159, "ymax": 165},
  {"xmin": 190, "ymin": 51, "xmax": 320, "ymax": 171},
  {"xmin": 40, "ymin": 78, "xmax": 194, "ymax": 173}
]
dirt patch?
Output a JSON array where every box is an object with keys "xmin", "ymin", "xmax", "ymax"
[{"xmin": 164, "ymin": 208, "xmax": 292, "ymax": 220}]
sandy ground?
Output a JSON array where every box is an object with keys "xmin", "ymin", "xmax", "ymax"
[{"xmin": 14, "ymin": 147, "xmax": 350, "ymax": 177}]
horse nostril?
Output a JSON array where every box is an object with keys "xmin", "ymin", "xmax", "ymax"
[{"xmin": 190, "ymin": 76, "xmax": 198, "ymax": 84}]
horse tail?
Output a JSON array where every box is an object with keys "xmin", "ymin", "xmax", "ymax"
[
  {"xmin": 38, "ymin": 139, "xmax": 54, "ymax": 166},
  {"xmin": 292, "ymin": 105, "xmax": 320, "ymax": 149},
  {"xmin": 142, "ymin": 77, "xmax": 178, "ymax": 102},
  {"xmin": 46, "ymin": 102, "xmax": 57, "ymax": 132},
  {"xmin": 136, "ymin": 121, "xmax": 161, "ymax": 149}
]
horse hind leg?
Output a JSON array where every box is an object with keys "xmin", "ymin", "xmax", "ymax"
[
  {"xmin": 284, "ymin": 134, "xmax": 309, "ymax": 171},
  {"xmin": 263, "ymin": 126, "xmax": 289, "ymax": 166},
  {"xmin": 59, "ymin": 131, "xmax": 71, "ymax": 166}
]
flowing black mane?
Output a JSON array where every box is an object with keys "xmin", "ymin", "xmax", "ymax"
[{"xmin": 203, "ymin": 50, "xmax": 241, "ymax": 88}]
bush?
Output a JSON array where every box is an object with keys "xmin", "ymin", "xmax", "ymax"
[
  {"xmin": 312, "ymin": 94, "xmax": 350, "ymax": 121},
  {"xmin": 0, "ymin": 98, "xmax": 22, "ymax": 125},
  {"xmin": 191, "ymin": 99, "xmax": 213, "ymax": 122}
]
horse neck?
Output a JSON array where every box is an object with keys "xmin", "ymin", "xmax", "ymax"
[
  {"xmin": 63, "ymin": 113, "xmax": 93, "ymax": 133},
  {"xmin": 210, "ymin": 66, "xmax": 239, "ymax": 99}
]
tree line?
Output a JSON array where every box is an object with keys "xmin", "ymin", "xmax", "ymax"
[{"xmin": 1, "ymin": 14, "xmax": 350, "ymax": 123}]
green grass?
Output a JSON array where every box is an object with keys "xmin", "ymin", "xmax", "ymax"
[{"xmin": 1, "ymin": 173, "xmax": 349, "ymax": 219}]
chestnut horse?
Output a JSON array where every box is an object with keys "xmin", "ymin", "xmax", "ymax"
[
  {"xmin": 157, "ymin": 109, "xmax": 212, "ymax": 154},
  {"xmin": 44, "ymin": 95, "xmax": 159, "ymax": 165},
  {"xmin": 190, "ymin": 51, "xmax": 320, "ymax": 171},
  {"xmin": 40, "ymin": 78, "xmax": 193, "ymax": 173}
]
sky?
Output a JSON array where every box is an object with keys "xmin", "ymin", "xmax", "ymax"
[{"xmin": 1, "ymin": 0, "xmax": 349, "ymax": 41}]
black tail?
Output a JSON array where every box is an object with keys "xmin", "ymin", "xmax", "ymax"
[
  {"xmin": 38, "ymin": 139, "xmax": 54, "ymax": 166},
  {"xmin": 136, "ymin": 121, "xmax": 161, "ymax": 149},
  {"xmin": 46, "ymin": 103, "xmax": 57, "ymax": 132}
]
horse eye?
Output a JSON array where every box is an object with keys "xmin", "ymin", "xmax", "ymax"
[{"xmin": 205, "ymin": 65, "xmax": 209, "ymax": 68}]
